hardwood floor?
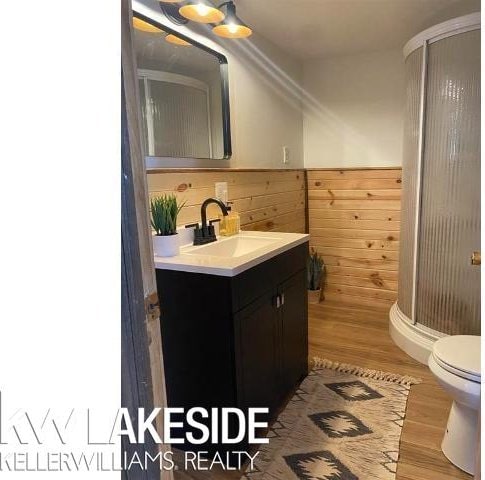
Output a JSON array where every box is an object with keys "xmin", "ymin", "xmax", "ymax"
[
  {"xmin": 308, "ymin": 300, "xmax": 471, "ymax": 480},
  {"xmin": 174, "ymin": 299, "xmax": 472, "ymax": 479}
]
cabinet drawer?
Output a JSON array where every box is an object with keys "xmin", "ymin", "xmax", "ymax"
[{"xmin": 231, "ymin": 242, "xmax": 308, "ymax": 312}]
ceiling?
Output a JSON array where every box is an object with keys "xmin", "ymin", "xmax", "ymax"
[{"xmin": 235, "ymin": 0, "xmax": 481, "ymax": 60}]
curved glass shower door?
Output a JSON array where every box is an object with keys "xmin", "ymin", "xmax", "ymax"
[{"xmin": 415, "ymin": 30, "xmax": 481, "ymax": 335}]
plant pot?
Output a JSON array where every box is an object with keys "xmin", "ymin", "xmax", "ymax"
[
  {"xmin": 308, "ymin": 288, "xmax": 322, "ymax": 304},
  {"xmin": 153, "ymin": 233, "xmax": 180, "ymax": 257}
]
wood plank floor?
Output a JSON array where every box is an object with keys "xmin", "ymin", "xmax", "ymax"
[
  {"xmin": 308, "ymin": 300, "xmax": 471, "ymax": 480},
  {"xmin": 174, "ymin": 300, "xmax": 471, "ymax": 479}
]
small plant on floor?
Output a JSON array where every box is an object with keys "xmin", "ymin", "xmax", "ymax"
[
  {"xmin": 150, "ymin": 194, "xmax": 185, "ymax": 257},
  {"xmin": 150, "ymin": 194, "xmax": 185, "ymax": 236},
  {"xmin": 307, "ymin": 248, "xmax": 325, "ymax": 291}
]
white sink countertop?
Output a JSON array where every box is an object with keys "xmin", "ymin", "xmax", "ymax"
[{"xmin": 154, "ymin": 231, "xmax": 309, "ymax": 277}]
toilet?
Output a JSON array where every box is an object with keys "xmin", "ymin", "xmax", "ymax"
[{"xmin": 428, "ymin": 335, "xmax": 481, "ymax": 475}]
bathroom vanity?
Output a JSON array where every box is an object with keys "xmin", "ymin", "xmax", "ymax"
[{"xmin": 155, "ymin": 231, "xmax": 309, "ymax": 452}]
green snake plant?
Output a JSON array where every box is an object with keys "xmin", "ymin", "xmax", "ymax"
[
  {"xmin": 150, "ymin": 194, "xmax": 185, "ymax": 236},
  {"xmin": 307, "ymin": 248, "xmax": 325, "ymax": 291}
]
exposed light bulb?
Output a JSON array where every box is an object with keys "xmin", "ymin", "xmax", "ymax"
[
  {"xmin": 227, "ymin": 23, "xmax": 238, "ymax": 34},
  {"xmin": 195, "ymin": 3, "xmax": 210, "ymax": 16}
]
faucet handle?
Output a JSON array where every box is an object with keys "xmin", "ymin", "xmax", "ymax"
[
  {"xmin": 208, "ymin": 224, "xmax": 216, "ymax": 238},
  {"xmin": 185, "ymin": 223, "xmax": 199, "ymax": 230}
]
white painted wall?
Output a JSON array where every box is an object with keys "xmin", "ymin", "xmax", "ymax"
[
  {"xmin": 222, "ymin": 36, "xmax": 304, "ymax": 169},
  {"xmin": 303, "ymin": 49, "xmax": 405, "ymax": 168},
  {"xmin": 132, "ymin": 1, "xmax": 407, "ymax": 170},
  {"xmin": 133, "ymin": 0, "xmax": 304, "ymax": 169}
]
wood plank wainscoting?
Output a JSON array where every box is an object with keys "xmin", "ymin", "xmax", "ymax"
[
  {"xmin": 146, "ymin": 169, "xmax": 306, "ymax": 234},
  {"xmin": 146, "ymin": 167, "xmax": 401, "ymax": 306},
  {"xmin": 307, "ymin": 168, "xmax": 402, "ymax": 309}
]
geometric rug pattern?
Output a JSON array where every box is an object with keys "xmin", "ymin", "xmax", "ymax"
[{"xmin": 243, "ymin": 363, "xmax": 413, "ymax": 479}]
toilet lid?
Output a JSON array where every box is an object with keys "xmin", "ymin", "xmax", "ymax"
[{"xmin": 433, "ymin": 335, "xmax": 481, "ymax": 381}]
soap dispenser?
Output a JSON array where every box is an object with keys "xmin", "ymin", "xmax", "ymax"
[{"xmin": 219, "ymin": 202, "xmax": 240, "ymax": 236}]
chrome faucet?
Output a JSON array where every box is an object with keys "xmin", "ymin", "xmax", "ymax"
[{"xmin": 185, "ymin": 197, "xmax": 229, "ymax": 246}]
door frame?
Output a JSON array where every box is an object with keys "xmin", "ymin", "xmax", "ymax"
[{"xmin": 121, "ymin": 0, "xmax": 173, "ymax": 478}]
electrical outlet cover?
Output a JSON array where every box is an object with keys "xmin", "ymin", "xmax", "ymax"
[{"xmin": 283, "ymin": 146, "xmax": 290, "ymax": 164}]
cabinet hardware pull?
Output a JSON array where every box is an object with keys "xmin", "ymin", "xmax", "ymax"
[
  {"xmin": 281, "ymin": 293, "xmax": 285, "ymax": 306},
  {"xmin": 276, "ymin": 295, "xmax": 281, "ymax": 308}
]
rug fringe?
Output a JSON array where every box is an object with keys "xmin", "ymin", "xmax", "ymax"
[{"xmin": 312, "ymin": 357, "xmax": 422, "ymax": 386}]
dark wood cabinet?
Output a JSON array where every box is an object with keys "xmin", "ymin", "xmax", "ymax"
[
  {"xmin": 155, "ymin": 242, "xmax": 308, "ymax": 452},
  {"xmin": 234, "ymin": 268, "xmax": 308, "ymax": 412},
  {"xmin": 234, "ymin": 290, "xmax": 280, "ymax": 411},
  {"xmin": 279, "ymin": 269, "xmax": 308, "ymax": 396}
]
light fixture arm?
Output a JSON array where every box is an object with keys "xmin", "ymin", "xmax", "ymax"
[
  {"xmin": 217, "ymin": 1, "xmax": 238, "ymax": 21},
  {"xmin": 217, "ymin": 1, "xmax": 234, "ymax": 9},
  {"xmin": 159, "ymin": 2, "xmax": 189, "ymax": 25}
]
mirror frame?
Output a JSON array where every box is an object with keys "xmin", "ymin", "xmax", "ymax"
[{"xmin": 133, "ymin": 10, "xmax": 232, "ymax": 168}]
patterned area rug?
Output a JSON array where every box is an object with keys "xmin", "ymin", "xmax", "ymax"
[{"xmin": 244, "ymin": 358, "xmax": 421, "ymax": 480}]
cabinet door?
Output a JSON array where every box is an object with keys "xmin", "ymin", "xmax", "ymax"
[
  {"xmin": 279, "ymin": 269, "xmax": 308, "ymax": 396},
  {"xmin": 234, "ymin": 291, "xmax": 279, "ymax": 412}
]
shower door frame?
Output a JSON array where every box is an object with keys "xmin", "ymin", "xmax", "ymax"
[
  {"xmin": 404, "ymin": 12, "xmax": 481, "ymax": 325},
  {"xmin": 390, "ymin": 12, "xmax": 481, "ymax": 364}
]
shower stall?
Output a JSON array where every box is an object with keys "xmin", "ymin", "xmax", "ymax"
[{"xmin": 390, "ymin": 13, "xmax": 481, "ymax": 364}]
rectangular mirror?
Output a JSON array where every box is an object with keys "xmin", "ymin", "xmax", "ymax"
[{"xmin": 133, "ymin": 12, "xmax": 231, "ymax": 165}]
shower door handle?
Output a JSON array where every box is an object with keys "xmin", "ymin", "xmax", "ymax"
[{"xmin": 471, "ymin": 251, "xmax": 481, "ymax": 266}]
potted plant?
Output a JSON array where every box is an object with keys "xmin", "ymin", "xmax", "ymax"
[
  {"xmin": 307, "ymin": 248, "xmax": 325, "ymax": 304},
  {"xmin": 150, "ymin": 194, "xmax": 185, "ymax": 257}
]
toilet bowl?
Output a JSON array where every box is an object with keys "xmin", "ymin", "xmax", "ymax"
[{"xmin": 428, "ymin": 335, "xmax": 481, "ymax": 475}]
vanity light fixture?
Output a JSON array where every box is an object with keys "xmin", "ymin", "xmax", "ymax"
[
  {"xmin": 133, "ymin": 16, "xmax": 164, "ymax": 33},
  {"xmin": 156, "ymin": 0, "xmax": 252, "ymax": 40},
  {"xmin": 179, "ymin": 1, "xmax": 225, "ymax": 24},
  {"xmin": 212, "ymin": 1, "xmax": 252, "ymax": 38},
  {"xmin": 165, "ymin": 34, "xmax": 192, "ymax": 46}
]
